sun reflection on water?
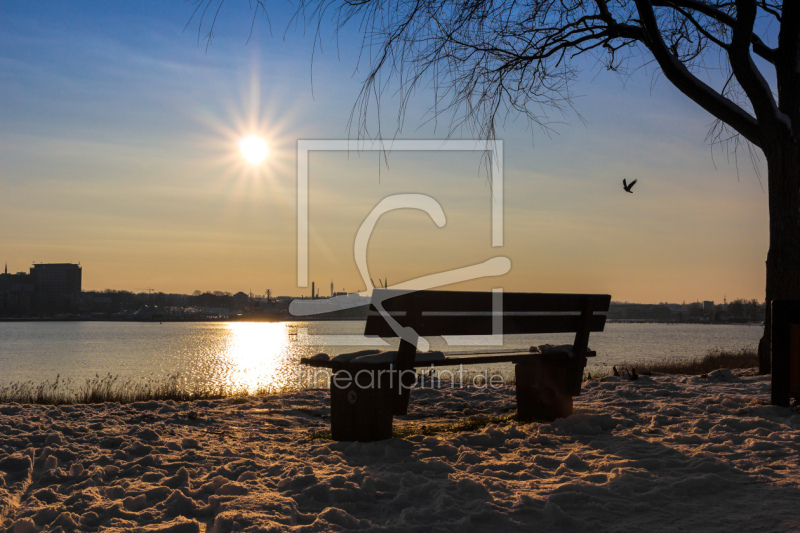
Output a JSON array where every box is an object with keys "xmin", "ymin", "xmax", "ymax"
[{"xmin": 220, "ymin": 322, "xmax": 299, "ymax": 393}]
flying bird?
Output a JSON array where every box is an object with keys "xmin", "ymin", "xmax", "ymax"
[{"xmin": 623, "ymin": 178, "xmax": 638, "ymax": 193}]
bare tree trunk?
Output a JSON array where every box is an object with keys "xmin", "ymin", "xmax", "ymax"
[{"xmin": 760, "ymin": 142, "xmax": 800, "ymax": 374}]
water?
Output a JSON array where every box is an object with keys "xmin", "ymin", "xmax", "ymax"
[{"xmin": 0, "ymin": 321, "xmax": 762, "ymax": 391}]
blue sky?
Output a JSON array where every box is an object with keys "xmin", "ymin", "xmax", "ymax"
[{"xmin": 0, "ymin": 1, "xmax": 768, "ymax": 302}]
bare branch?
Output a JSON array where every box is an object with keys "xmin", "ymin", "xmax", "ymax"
[
  {"xmin": 187, "ymin": 0, "xmax": 786, "ymax": 150},
  {"xmin": 634, "ymin": 0, "xmax": 762, "ymax": 146},
  {"xmin": 758, "ymin": 1, "xmax": 782, "ymax": 21},
  {"xmin": 728, "ymin": 0, "xmax": 782, "ymax": 134},
  {"xmin": 653, "ymin": 0, "xmax": 777, "ymax": 63}
]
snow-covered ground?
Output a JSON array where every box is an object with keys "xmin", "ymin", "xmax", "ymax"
[{"xmin": 1, "ymin": 369, "xmax": 798, "ymax": 532}]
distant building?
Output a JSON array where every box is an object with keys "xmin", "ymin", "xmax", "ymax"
[
  {"xmin": 132, "ymin": 304, "xmax": 169, "ymax": 321},
  {"xmin": 31, "ymin": 263, "xmax": 82, "ymax": 295},
  {"xmin": 0, "ymin": 267, "xmax": 35, "ymax": 315},
  {"xmin": 0, "ymin": 262, "xmax": 82, "ymax": 316},
  {"xmin": 607, "ymin": 302, "xmax": 672, "ymax": 322},
  {"xmin": 668, "ymin": 305, "xmax": 691, "ymax": 322}
]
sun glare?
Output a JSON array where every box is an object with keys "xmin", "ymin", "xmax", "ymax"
[
  {"xmin": 239, "ymin": 135, "xmax": 269, "ymax": 165},
  {"xmin": 223, "ymin": 322, "xmax": 296, "ymax": 392}
]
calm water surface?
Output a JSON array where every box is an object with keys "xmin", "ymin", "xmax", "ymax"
[{"xmin": 0, "ymin": 321, "xmax": 762, "ymax": 391}]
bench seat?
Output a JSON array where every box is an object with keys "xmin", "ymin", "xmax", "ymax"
[{"xmin": 300, "ymin": 347, "xmax": 596, "ymax": 369}]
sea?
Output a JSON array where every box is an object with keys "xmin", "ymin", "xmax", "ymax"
[{"xmin": 0, "ymin": 321, "xmax": 763, "ymax": 393}]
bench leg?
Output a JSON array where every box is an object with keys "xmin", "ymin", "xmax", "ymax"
[
  {"xmin": 330, "ymin": 370, "xmax": 394, "ymax": 441},
  {"xmin": 515, "ymin": 359, "xmax": 575, "ymax": 421},
  {"xmin": 392, "ymin": 340, "xmax": 417, "ymax": 416},
  {"xmin": 392, "ymin": 368, "xmax": 417, "ymax": 416}
]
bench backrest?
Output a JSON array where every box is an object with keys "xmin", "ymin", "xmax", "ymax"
[{"xmin": 365, "ymin": 289, "xmax": 611, "ymax": 356}]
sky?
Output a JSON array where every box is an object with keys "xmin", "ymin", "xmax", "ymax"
[{"xmin": 0, "ymin": 1, "xmax": 769, "ymax": 303}]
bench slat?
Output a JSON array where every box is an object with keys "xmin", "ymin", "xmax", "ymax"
[
  {"xmin": 368, "ymin": 290, "xmax": 611, "ymax": 313},
  {"xmin": 365, "ymin": 313, "xmax": 606, "ymax": 337}
]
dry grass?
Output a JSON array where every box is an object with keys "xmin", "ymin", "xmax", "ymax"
[
  {"xmin": 0, "ymin": 373, "xmax": 280, "ymax": 406},
  {"xmin": 589, "ymin": 348, "xmax": 759, "ymax": 379},
  {"xmin": 0, "ymin": 348, "xmax": 759, "ymax": 406}
]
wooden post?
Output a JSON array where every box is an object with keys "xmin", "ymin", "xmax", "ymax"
[
  {"xmin": 393, "ymin": 338, "xmax": 417, "ymax": 415},
  {"xmin": 572, "ymin": 299, "xmax": 592, "ymax": 358},
  {"xmin": 569, "ymin": 298, "xmax": 593, "ymax": 393},
  {"xmin": 771, "ymin": 300, "xmax": 800, "ymax": 407},
  {"xmin": 392, "ymin": 305, "xmax": 421, "ymax": 416}
]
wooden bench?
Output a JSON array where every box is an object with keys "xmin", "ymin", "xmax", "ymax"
[{"xmin": 300, "ymin": 289, "xmax": 610, "ymax": 441}]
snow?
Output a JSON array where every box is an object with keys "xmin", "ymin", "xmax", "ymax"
[
  {"xmin": 1, "ymin": 369, "xmax": 798, "ymax": 532},
  {"xmin": 331, "ymin": 350, "xmax": 381, "ymax": 363},
  {"xmin": 530, "ymin": 344, "xmax": 574, "ymax": 356}
]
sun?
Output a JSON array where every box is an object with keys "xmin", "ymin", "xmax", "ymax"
[{"xmin": 239, "ymin": 135, "xmax": 269, "ymax": 165}]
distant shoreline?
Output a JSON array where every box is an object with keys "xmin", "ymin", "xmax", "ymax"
[
  {"xmin": 0, "ymin": 317, "xmax": 367, "ymax": 323},
  {"xmin": 0, "ymin": 317, "xmax": 763, "ymax": 325}
]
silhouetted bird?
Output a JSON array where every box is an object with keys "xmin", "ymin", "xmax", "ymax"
[
  {"xmin": 613, "ymin": 366, "xmax": 620, "ymax": 377},
  {"xmin": 631, "ymin": 368, "xmax": 639, "ymax": 380},
  {"xmin": 623, "ymin": 178, "xmax": 638, "ymax": 193}
]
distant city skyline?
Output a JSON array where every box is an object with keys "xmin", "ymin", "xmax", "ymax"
[{"xmin": 1, "ymin": 2, "xmax": 767, "ymax": 304}]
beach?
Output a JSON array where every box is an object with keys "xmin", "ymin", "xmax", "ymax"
[{"xmin": 1, "ymin": 369, "xmax": 798, "ymax": 532}]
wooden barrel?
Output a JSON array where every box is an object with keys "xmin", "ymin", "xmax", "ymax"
[
  {"xmin": 330, "ymin": 363, "xmax": 396, "ymax": 441},
  {"xmin": 514, "ymin": 353, "xmax": 581, "ymax": 421}
]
